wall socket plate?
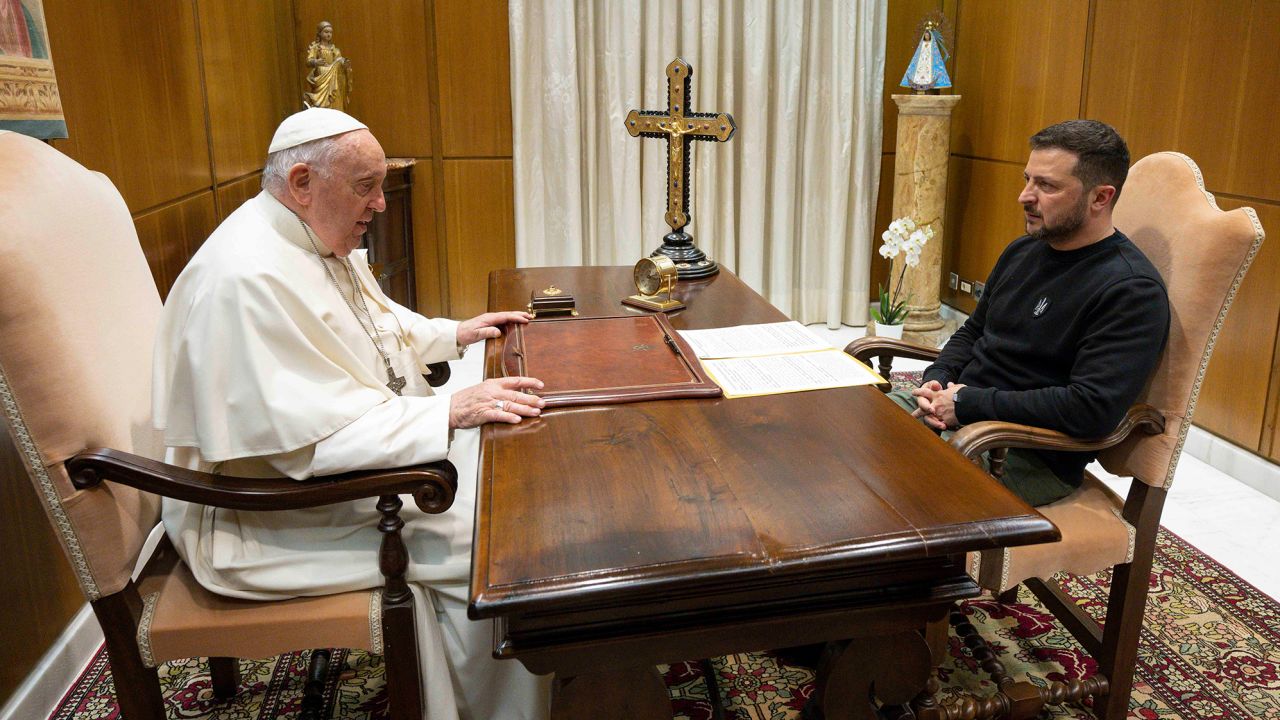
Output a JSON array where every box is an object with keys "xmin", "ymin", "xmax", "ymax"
[
  {"xmin": 973, "ymin": 281, "xmax": 986, "ymax": 300},
  {"xmin": 959, "ymin": 279, "xmax": 973, "ymax": 294},
  {"xmin": 948, "ymin": 272, "xmax": 959, "ymax": 290}
]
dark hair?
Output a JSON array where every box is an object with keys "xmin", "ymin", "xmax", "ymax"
[{"xmin": 1029, "ymin": 120, "xmax": 1130, "ymax": 205}]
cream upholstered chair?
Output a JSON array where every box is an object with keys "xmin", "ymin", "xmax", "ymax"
[
  {"xmin": 0, "ymin": 130, "xmax": 456, "ymax": 720},
  {"xmin": 847, "ymin": 152, "xmax": 1264, "ymax": 720}
]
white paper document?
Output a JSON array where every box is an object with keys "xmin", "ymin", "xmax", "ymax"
[
  {"xmin": 700, "ymin": 349, "xmax": 885, "ymax": 398},
  {"xmin": 678, "ymin": 321, "xmax": 831, "ymax": 359}
]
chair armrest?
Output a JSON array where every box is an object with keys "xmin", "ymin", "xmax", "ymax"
[
  {"xmin": 425, "ymin": 361, "xmax": 450, "ymax": 387},
  {"xmin": 843, "ymin": 336, "xmax": 942, "ymax": 363},
  {"xmin": 843, "ymin": 336, "xmax": 941, "ymax": 388},
  {"xmin": 66, "ymin": 447, "xmax": 458, "ymax": 514},
  {"xmin": 947, "ymin": 404, "xmax": 1166, "ymax": 462}
]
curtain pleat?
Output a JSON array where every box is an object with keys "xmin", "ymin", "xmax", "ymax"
[{"xmin": 510, "ymin": 0, "xmax": 886, "ymax": 326}]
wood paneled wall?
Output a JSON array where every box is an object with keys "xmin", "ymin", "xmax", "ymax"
[
  {"xmin": 1, "ymin": 0, "xmax": 513, "ymax": 705},
  {"xmin": 876, "ymin": 0, "xmax": 1279, "ymax": 460},
  {"xmin": 292, "ymin": 0, "xmax": 514, "ymax": 319},
  {"xmin": 45, "ymin": 0, "xmax": 297, "ymax": 295},
  {"xmin": 2, "ymin": 1, "xmax": 295, "ymax": 705}
]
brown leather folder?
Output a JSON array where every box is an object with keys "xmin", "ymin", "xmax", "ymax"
[{"xmin": 501, "ymin": 314, "xmax": 722, "ymax": 408}]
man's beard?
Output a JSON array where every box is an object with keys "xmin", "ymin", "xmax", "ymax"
[{"xmin": 1026, "ymin": 193, "xmax": 1088, "ymax": 243}]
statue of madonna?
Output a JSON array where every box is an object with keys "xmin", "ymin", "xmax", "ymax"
[{"xmin": 303, "ymin": 21, "xmax": 351, "ymax": 110}]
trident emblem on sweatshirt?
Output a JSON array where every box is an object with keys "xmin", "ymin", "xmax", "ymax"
[{"xmin": 1033, "ymin": 297, "xmax": 1050, "ymax": 317}]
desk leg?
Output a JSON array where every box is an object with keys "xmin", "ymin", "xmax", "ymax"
[
  {"xmin": 814, "ymin": 631, "xmax": 933, "ymax": 720},
  {"xmin": 551, "ymin": 666, "xmax": 670, "ymax": 719}
]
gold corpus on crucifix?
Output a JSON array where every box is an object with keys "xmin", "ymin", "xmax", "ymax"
[{"xmin": 625, "ymin": 58, "xmax": 735, "ymax": 280}]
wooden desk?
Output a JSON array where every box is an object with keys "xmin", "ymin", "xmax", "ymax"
[{"xmin": 473, "ymin": 267, "xmax": 1058, "ymax": 719}]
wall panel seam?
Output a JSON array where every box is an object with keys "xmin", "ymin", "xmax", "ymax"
[
  {"xmin": 1260, "ymin": 304, "xmax": 1280, "ymax": 457},
  {"xmin": 215, "ymin": 172, "xmax": 266, "ymax": 191},
  {"xmin": 423, "ymin": 0, "xmax": 451, "ymax": 316},
  {"xmin": 949, "ymin": 154, "xmax": 1023, "ymax": 167},
  {"xmin": 190, "ymin": 0, "xmax": 221, "ymax": 218},
  {"xmin": 130, "ymin": 189, "xmax": 216, "ymax": 221},
  {"xmin": 1079, "ymin": 0, "xmax": 1096, "ymax": 117},
  {"xmin": 1204, "ymin": 192, "xmax": 1280, "ymax": 207}
]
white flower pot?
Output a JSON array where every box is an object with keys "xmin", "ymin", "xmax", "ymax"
[{"xmin": 874, "ymin": 321, "xmax": 905, "ymax": 339}]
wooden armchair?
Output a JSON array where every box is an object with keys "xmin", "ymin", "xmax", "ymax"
[
  {"xmin": 846, "ymin": 152, "xmax": 1264, "ymax": 720},
  {"xmin": 0, "ymin": 130, "xmax": 455, "ymax": 720}
]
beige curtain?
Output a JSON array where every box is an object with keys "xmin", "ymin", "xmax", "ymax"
[{"xmin": 509, "ymin": 0, "xmax": 886, "ymax": 326}]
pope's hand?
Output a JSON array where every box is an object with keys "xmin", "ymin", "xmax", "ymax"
[
  {"xmin": 456, "ymin": 311, "xmax": 533, "ymax": 347},
  {"xmin": 449, "ymin": 376, "xmax": 546, "ymax": 429}
]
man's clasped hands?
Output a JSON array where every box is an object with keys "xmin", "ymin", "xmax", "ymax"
[{"xmin": 911, "ymin": 380, "xmax": 968, "ymax": 431}]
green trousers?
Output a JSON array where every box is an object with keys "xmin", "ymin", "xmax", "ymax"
[{"xmin": 885, "ymin": 389, "xmax": 1076, "ymax": 507}]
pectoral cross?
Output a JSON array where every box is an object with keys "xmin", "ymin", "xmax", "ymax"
[
  {"xmin": 384, "ymin": 362, "xmax": 407, "ymax": 395},
  {"xmin": 625, "ymin": 58, "xmax": 735, "ymax": 279}
]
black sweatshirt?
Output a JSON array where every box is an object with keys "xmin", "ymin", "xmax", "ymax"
[{"xmin": 922, "ymin": 230, "xmax": 1170, "ymax": 485}]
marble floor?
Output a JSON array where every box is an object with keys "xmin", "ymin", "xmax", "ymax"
[{"xmin": 452, "ymin": 319, "xmax": 1280, "ymax": 600}]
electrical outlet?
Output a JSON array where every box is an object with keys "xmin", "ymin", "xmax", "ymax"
[
  {"xmin": 948, "ymin": 272, "xmax": 959, "ymax": 290},
  {"xmin": 959, "ymin": 280, "xmax": 973, "ymax": 294},
  {"xmin": 973, "ymin": 281, "xmax": 986, "ymax": 300}
]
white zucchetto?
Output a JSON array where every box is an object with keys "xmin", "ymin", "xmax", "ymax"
[{"xmin": 267, "ymin": 107, "xmax": 368, "ymax": 153}]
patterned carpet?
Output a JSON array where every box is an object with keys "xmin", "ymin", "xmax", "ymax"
[{"xmin": 49, "ymin": 529, "xmax": 1280, "ymax": 720}]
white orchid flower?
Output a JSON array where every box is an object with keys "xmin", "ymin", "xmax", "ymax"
[{"xmin": 876, "ymin": 216, "xmax": 930, "ymax": 325}]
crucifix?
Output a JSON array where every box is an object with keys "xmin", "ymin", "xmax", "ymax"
[{"xmin": 625, "ymin": 57, "xmax": 735, "ymax": 280}]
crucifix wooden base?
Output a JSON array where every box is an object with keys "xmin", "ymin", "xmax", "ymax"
[
  {"xmin": 654, "ymin": 231, "xmax": 717, "ymax": 279},
  {"xmin": 625, "ymin": 58, "xmax": 735, "ymax": 281}
]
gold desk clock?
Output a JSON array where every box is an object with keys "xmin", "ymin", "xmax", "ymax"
[{"xmin": 622, "ymin": 255, "xmax": 685, "ymax": 311}]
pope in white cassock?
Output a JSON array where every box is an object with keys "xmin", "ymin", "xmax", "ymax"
[{"xmin": 152, "ymin": 108, "xmax": 550, "ymax": 719}]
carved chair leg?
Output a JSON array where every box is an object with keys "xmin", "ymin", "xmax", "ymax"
[
  {"xmin": 209, "ymin": 656, "xmax": 240, "ymax": 701},
  {"xmin": 699, "ymin": 658, "xmax": 725, "ymax": 720},
  {"xmin": 299, "ymin": 649, "xmax": 331, "ymax": 720},
  {"xmin": 1096, "ymin": 547, "xmax": 1158, "ymax": 717},
  {"xmin": 1093, "ymin": 482, "xmax": 1165, "ymax": 720},
  {"xmin": 379, "ymin": 494, "xmax": 424, "ymax": 720},
  {"xmin": 876, "ymin": 354, "xmax": 896, "ymax": 379},
  {"xmin": 1094, "ymin": 562, "xmax": 1146, "ymax": 720},
  {"xmin": 93, "ymin": 586, "xmax": 166, "ymax": 720},
  {"xmin": 986, "ymin": 448, "xmax": 1008, "ymax": 481}
]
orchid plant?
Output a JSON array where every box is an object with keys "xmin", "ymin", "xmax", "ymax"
[{"xmin": 873, "ymin": 216, "xmax": 934, "ymax": 326}]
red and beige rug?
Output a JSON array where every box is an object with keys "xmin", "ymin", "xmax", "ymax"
[{"xmin": 49, "ymin": 529, "xmax": 1280, "ymax": 720}]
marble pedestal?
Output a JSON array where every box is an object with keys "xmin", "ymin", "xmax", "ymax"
[{"xmin": 889, "ymin": 94, "xmax": 960, "ymax": 346}]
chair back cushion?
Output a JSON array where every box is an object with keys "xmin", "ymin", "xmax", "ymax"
[
  {"xmin": 1099, "ymin": 153, "xmax": 1264, "ymax": 487},
  {"xmin": 0, "ymin": 131, "xmax": 163, "ymax": 600}
]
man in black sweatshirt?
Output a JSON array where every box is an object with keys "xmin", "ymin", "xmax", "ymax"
[{"xmin": 890, "ymin": 120, "xmax": 1170, "ymax": 506}]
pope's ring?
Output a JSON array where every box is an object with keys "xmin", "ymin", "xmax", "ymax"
[{"xmin": 494, "ymin": 400, "xmax": 507, "ymax": 412}]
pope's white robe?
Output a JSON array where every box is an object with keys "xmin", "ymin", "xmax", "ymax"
[{"xmin": 152, "ymin": 191, "xmax": 549, "ymax": 720}]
